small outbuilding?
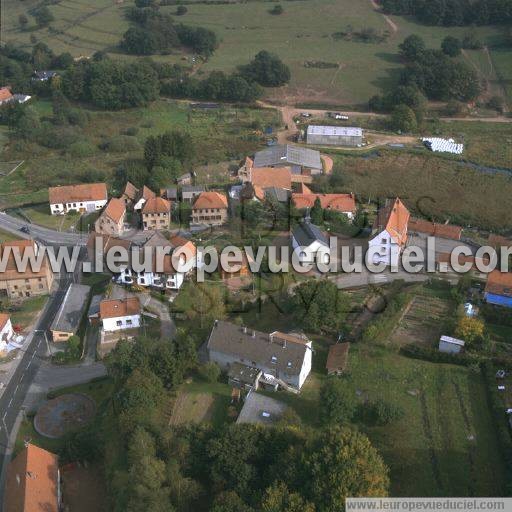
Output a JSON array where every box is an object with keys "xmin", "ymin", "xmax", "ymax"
[
  {"xmin": 438, "ymin": 335, "xmax": 465, "ymax": 354},
  {"xmin": 50, "ymin": 284, "xmax": 91, "ymax": 342},
  {"xmin": 326, "ymin": 342, "xmax": 350, "ymax": 375}
]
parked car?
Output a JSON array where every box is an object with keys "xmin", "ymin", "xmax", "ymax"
[
  {"xmin": 19, "ymin": 225, "xmax": 30, "ymax": 234},
  {"xmin": 300, "ymin": 112, "xmax": 311, "ymax": 118}
]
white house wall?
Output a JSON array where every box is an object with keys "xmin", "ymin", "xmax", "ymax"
[
  {"xmin": 50, "ymin": 199, "xmax": 107, "ymax": 215},
  {"xmin": 103, "ymin": 314, "xmax": 141, "ymax": 332}
]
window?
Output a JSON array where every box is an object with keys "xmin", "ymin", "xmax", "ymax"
[
  {"xmin": 381, "ymin": 238, "xmax": 386, "ymax": 244},
  {"xmin": 116, "ymin": 320, "xmax": 122, "ymax": 326},
  {"xmin": 127, "ymin": 319, "xmax": 132, "ymax": 325},
  {"xmin": 39, "ymin": 284, "xmax": 44, "ymax": 289},
  {"xmin": 271, "ymin": 356, "xmax": 277, "ymax": 364},
  {"xmin": 287, "ymin": 361, "xmax": 292, "ymax": 368}
]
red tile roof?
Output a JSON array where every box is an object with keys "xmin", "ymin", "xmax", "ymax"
[
  {"xmin": 0, "ymin": 313, "xmax": 10, "ymax": 332},
  {"xmin": 141, "ymin": 185, "xmax": 156, "ymax": 201},
  {"xmin": 0, "ymin": 240, "xmax": 51, "ymax": 280},
  {"xmin": 0, "ymin": 87, "xmax": 13, "ymax": 102},
  {"xmin": 100, "ymin": 297, "xmax": 140, "ymax": 319},
  {"xmin": 485, "ymin": 271, "xmax": 512, "ymax": 298},
  {"xmin": 122, "ymin": 181, "xmax": 138, "ymax": 201},
  {"xmin": 408, "ymin": 218, "xmax": 462, "ymax": 240},
  {"xmin": 251, "ymin": 167, "xmax": 292, "ymax": 190},
  {"xmin": 49, "ymin": 183, "xmax": 107, "ymax": 205},
  {"xmin": 295, "ymin": 183, "xmax": 312, "ymax": 194},
  {"xmin": 192, "ymin": 191, "xmax": 228, "ymax": 210},
  {"xmin": 374, "ymin": 197, "xmax": 410, "ymax": 246},
  {"xmin": 292, "ymin": 193, "xmax": 356, "ymax": 213},
  {"xmin": 488, "ymin": 234, "xmax": 512, "ymax": 247},
  {"xmin": 4, "ymin": 444, "xmax": 59, "ymax": 512},
  {"xmin": 102, "ymin": 198, "xmax": 126, "ymax": 224},
  {"xmin": 142, "ymin": 197, "xmax": 171, "ymax": 214}
]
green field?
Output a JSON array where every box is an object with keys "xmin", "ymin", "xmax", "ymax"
[
  {"xmin": 0, "ymin": 99, "xmax": 278, "ymax": 209},
  {"xmin": 3, "ymin": 0, "xmax": 511, "ymax": 106},
  {"xmin": 324, "ymin": 149, "xmax": 512, "ymax": 230}
]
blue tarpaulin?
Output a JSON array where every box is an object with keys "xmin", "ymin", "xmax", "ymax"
[{"xmin": 485, "ymin": 293, "xmax": 512, "ymax": 308}]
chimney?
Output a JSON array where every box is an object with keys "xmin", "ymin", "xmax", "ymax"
[
  {"xmin": 252, "ymin": 330, "xmax": 255, "ymax": 338},
  {"xmin": 269, "ymin": 333, "xmax": 273, "ymax": 343},
  {"xmin": 243, "ymin": 326, "xmax": 247, "ymax": 334}
]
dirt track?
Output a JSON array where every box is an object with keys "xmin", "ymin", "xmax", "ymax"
[{"xmin": 258, "ymin": 101, "xmax": 512, "ymax": 148}]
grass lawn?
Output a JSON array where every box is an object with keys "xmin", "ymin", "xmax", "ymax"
[
  {"xmin": 274, "ymin": 342, "xmax": 505, "ymax": 497},
  {"xmin": 170, "ymin": 378, "xmax": 235, "ymax": 428},
  {"xmin": 0, "ymin": 227, "xmax": 20, "ymax": 243},
  {"xmin": 2, "ymin": 0, "xmax": 510, "ymax": 106},
  {"xmin": 327, "ymin": 149, "xmax": 512, "ymax": 230},
  {"xmin": 10, "ymin": 203, "xmax": 79, "ymax": 231},
  {"xmin": 8, "ymin": 295, "xmax": 48, "ymax": 329}
]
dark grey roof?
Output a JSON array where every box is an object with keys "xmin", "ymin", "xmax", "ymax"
[
  {"xmin": 236, "ymin": 392, "xmax": 287, "ymax": 425},
  {"xmin": 207, "ymin": 320, "xmax": 310, "ymax": 376},
  {"xmin": 182, "ymin": 185, "xmax": 206, "ymax": 194},
  {"xmin": 292, "ymin": 221, "xmax": 329, "ymax": 247},
  {"xmin": 264, "ymin": 187, "xmax": 291, "ymax": 203},
  {"xmin": 228, "ymin": 362, "xmax": 261, "ymax": 385},
  {"xmin": 51, "ymin": 284, "xmax": 91, "ymax": 334},
  {"xmin": 87, "ymin": 294, "xmax": 102, "ymax": 318},
  {"xmin": 254, "ymin": 144, "xmax": 322, "ymax": 170},
  {"xmin": 164, "ymin": 187, "xmax": 178, "ymax": 200},
  {"xmin": 34, "ymin": 70, "xmax": 57, "ymax": 80}
]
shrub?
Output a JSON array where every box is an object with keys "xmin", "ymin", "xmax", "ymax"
[
  {"xmin": 102, "ymin": 135, "xmax": 141, "ymax": 153},
  {"xmin": 68, "ymin": 141, "xmax": 96, "ymax": 158},
  {"xmin": 391, "ymin": 104, "xmax": 417, "ymax": 132},
  {"xmin": 366, "ymin": 399, "xmax": 404, "ymax": 426},
  {"xmin": 176, "ymin": 5, "xmax": 188, "ymax": 15},
  {"xmin": 269, "ymin": 4, "xmax": 283, "ymax": 15},
  {"xmin": 199, "ymin": 361, "xmax": 221, "ymax": 382},
  {"xmin": 123, "ymin": 126, "xmax": 139, "ymax": 136},
  {"xmin": 441, "ymin": 36, "xmax": 461, "ymax": 57},
  {"xmin": 487, "ymin": 95, "xmax": 505, "ymax": 113}
]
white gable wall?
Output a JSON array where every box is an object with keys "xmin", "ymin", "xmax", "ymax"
[{"xmin": 368, "ymin": 229, "xmax": 401, "ymax": 268}]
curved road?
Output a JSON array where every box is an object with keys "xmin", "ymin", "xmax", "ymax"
[{"xmin": 0, "ymin": 212, "xmax": 86, "ymax": 246}]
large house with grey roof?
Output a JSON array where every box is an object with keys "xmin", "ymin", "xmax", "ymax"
[
  {"xmin": 207, "ymin": 320, "xmax": 312, "ymax": 390},
  {"xmin": 253, "ymin": 144, "xmax": 323, "ymax": 175}
]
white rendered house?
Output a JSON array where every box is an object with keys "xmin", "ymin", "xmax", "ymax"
[
  {"xmin": 291, "ymin": 219, "xmax": 330, "ymax": 265},
  {"xmin": 100, "ymin": 297, "xmax": 141, "ymax": 332},
  {"xmin": 0, "ymin": 314, "xmax": 14, "ymax": 351},
  {"xmin": 49, "ymin": 183, "xmax": 108, "ymax": 215},
  {"xmin": 368, "ymin": 197, "xmax": 410, "ymax": 269}
]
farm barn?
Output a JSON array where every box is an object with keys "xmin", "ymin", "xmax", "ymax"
[{"xmin": 307, "ymin": 125, "xmax": 363, "ymax": 147}]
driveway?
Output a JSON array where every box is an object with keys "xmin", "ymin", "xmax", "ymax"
[{"xmin": 110, "ymin": 285, "xmax": 176, "ymax": 340}]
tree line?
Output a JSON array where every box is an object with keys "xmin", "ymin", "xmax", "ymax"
[
  {"xmin": 369, "ymin": 34, "xmax": 480, "ymax": 131},
  {"xmin": 380, "ymin": 0, "xmax": 512, "ymax": 26},
  {"xmin": 121, "ymin": 6, "xmax": 218, "ymax": 57},
  {"xmin": 69, "ymin": 332, "xmax": 390, "ymax": 512},
  {"xmin": 161, "ymin": 50, "xmax": 291, "ymax": 102}
]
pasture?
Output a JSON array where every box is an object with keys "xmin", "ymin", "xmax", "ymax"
[
  {"xmin": 2, "ymin": 0, "xmax": 511, "ymax": 106},
  {"xmin": 331, "ymin": 149, "xmax": 512, "ymax": 230}
]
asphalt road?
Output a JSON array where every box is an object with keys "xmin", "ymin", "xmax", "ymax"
[
  {"xmin": 0, "ymin": 211, "xmax": 85, "ymax": 246},
  {"xmin": 0, "ymin": 246, "xmax": 85, "ymax": 500}
]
